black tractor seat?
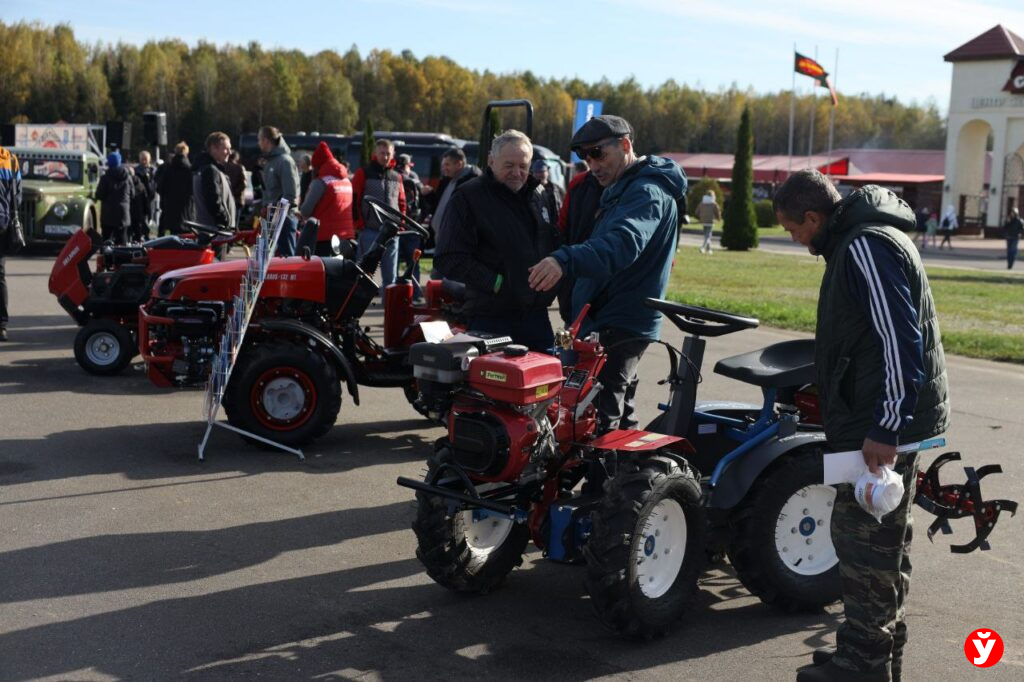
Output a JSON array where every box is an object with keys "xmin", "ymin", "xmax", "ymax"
[
  {"xmin": 143, "ymin": 236, "xmax": 208, "ymax": 251},
  {"xmin": 713, "ymin": 339, "xmax": 815, "ymax": 389}
]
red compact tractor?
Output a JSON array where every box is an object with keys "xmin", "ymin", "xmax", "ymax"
[
  {"xmin": 49, "ymin": 225, "xmax": 258, "ymax": 375},
  {"xmin": 138, "ymin": 199, "xmax": 462, "ymax": 446}
]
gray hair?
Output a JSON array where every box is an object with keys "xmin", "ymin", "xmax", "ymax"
[
  {"xmin": 773, "ymin": 169, "xmax": 842, "ymax": 223},
  {"xmin": 490, "ymin": 129, "xmax": 532, "ymax": 160}
]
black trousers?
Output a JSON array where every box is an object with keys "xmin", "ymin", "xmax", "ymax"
[
  {"xmin": 595, "ymin": 327, "xmax": 651, "ymax": 432},
  {"xmin": 0, "ymin": 256, "xmax": 7, "ymax": 328}
]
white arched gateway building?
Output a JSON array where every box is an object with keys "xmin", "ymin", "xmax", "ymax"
[{"xmin": 944, "ymin": 24, "xmax": 1024, "ymax": 235}]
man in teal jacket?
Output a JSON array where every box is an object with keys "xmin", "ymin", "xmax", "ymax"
[{"xmin": 529, "ymin": 115, "xmax": 687, "ymax": 431}]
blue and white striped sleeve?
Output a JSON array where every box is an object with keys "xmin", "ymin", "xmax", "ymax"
[{"xmin": 846, "ymin": 236, "xmax": 926, "ymax": 445}]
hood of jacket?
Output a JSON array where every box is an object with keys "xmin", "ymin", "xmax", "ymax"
[
  {"xmin": 266, "ymin": 139, "xmax": 292, "ymax": 159},
  {"xmin": 600, "ymin": 155, "xmax": 687, "ymax": 208},
  {"xmin": 812, "ymin": 185, "xmax": 916, "ymax": 259},
  {"xmin": 312, "ymin": 142, "xmax": 348, "ymax": 180},
  {"xmin": 170, "ymin": 153, "xmax": 191, "ymax": 169}
]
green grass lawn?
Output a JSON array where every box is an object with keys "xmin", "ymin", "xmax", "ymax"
[{"xmin": 668, "ymin": 249, "xmax": 1024, "ymax": 363}]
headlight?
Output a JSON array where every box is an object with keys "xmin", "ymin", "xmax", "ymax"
[
  {"xmin": 53, "ymin": 202, "xmax": 68, "ymax": 219},
  {"xmin": 157, "ymin": 278, "xmax": 179, "ymax": 297}
]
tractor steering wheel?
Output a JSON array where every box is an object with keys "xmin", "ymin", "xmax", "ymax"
[
  {"xmin": 182, "ymin": 220, "xmax": 236, "ymax": 239},
  {"xmin": 364, "ymin": 197, "xmax": 430, "ymax": 240},
  {"xmin": 644, "ymin": 298, "xmax": 759, "ymax": 338}
]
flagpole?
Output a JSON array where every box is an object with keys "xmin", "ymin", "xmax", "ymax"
[
  {"xmin": 806, "ymin": 46, "xmax": 818, "ymax": 168},
  {"xmin": 826, "ymin": 48, "xmax": 839, "ymax": 178},
  {"xmin": 788, "ymin": 43, "xmax": 796, "ymax": 174}
]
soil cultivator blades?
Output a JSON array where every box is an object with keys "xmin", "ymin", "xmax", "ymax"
[{"xmin": 914, "ymin": 452, "xmax": 1017, "ymax": 553}]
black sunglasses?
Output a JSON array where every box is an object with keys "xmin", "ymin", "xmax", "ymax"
[{"xmin": 574, "ymin": 138, "xmax": 622, "ymax": 161}]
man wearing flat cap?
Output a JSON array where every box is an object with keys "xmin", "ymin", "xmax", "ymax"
[{"xmin": 529, "ymin": 115, "xmax": 687, "ymax": 432}]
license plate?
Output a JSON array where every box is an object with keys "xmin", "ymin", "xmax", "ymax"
[{"xmin": 44, "ymin": 224, "xmax": 78, "ymax": 236}]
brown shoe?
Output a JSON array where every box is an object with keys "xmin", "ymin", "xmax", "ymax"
[{"xmin": 796, "ymin": 660, "xmax": 890, "ymax": 681}]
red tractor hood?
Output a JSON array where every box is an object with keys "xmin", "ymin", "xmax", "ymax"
[{"xmin": 152, "ymin": 256, "xmax": 329, "ymax": 303}]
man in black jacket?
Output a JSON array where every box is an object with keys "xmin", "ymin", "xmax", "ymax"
[
  {"xmin": 192, "ymin": 132, "xmax": 236, "ymax": 232},
  {"xmin": 94, "ymin": 151, "xmax": 134, "ymax": 244},
  {"xmin": 434, "ymin": 130, "xmax": 558, "ymax": 351},
  {"xmin": 0, "ymin": 143, "xmax": 21, "ymax": 341},
  {"xmin": 155, "ymin": 141, "xmax": 195, "ymax": 236},
  {"xmin": 425, "ymin": 147, "xmax": 480, "ymax": 247}
]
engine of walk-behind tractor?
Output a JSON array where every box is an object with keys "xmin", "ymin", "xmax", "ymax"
[{"xmin": 138, "ymin": 198, "xmax": 463, "ymax": 447}]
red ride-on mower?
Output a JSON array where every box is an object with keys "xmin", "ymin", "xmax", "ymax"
[
  {"xmin": 139, "ymin": 198, "xmax": 463, "ymax": 446},
  {"xmin": 49, "ymin": 224, "xmax": 259, "ymax": 375}
]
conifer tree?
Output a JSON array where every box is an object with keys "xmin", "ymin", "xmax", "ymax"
[{"xmin": 721, "ymin": 106, "xmax": 759, "ymax": 251}]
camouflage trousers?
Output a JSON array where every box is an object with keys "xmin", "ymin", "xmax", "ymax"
[{"xmin": 831, "ymin": 453, "xmax": 919, "ymax": 680}]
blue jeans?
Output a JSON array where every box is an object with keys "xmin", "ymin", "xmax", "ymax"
[
  {"xmin": 357, "ymin": 227, "xmax": 399, "ymax": 295},
  {"xmin": 398, "ymin": 233, "xmax": 424, "ymax": 298},
  {"xmin": 275, "ymin": 214, "xmax": 298, "ymax": 257},
  {"xmin": 1009, "ymin": 238, "xmax": 1019, "ymax": 269},
  {"xmin": 468, "ymin": 309, "xmax": 554, "ymax": 353}
]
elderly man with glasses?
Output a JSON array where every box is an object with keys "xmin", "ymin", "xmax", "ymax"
[{"xmin": 528, "ymin": 115, "xmax": 687, "ymax": 433}]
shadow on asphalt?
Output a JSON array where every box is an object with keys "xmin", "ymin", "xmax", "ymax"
[
  {"xmin": 0, "ymin": 417, "xmax": 439, "ymax": 487},
  {"xmin": 0, "ymin": 553, "xmax": 841, "ymax": 681}
]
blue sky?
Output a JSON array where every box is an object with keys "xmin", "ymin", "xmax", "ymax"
[{"xmin": 7, "ymin": 0, "xmax": 1024, "ymax": 110}]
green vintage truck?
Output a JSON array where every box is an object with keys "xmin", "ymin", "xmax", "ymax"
[{"xmin": 13, "ymin": 147, "xmax": 102, "ymax": 244}]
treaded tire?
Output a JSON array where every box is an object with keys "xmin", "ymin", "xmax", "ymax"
[
  {"xmin": 726, "ymin": 447, "xmax": 840, "ymax": 611},
  {"xmin": 74, "ymin": 319, "xmax": 134, "ymax": 375},
  {"xmin": 412, "ymin": 447, "xmax": 530, "ymax": 593},
  {"xmin": 583, "ymin": 455, "xmax": 705, "ymax": 638},
  {"xmin": 223, "ymin": 339, "xmax": 341, "ymax": 447}
]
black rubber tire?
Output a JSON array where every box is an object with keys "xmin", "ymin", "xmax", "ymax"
[
  {"xmin": 583, "ymin": 455, "xmax": 705, "ymax": 638},
  {"xmin": 412, "ymin": 447, "xmax": 530, "ymax": 594},
  {"xmin": 403, "ymin": 381, "xmax": 430, "ymax": 420},
  {"xmin": 223, "ymin": 339, "xmax": 342, "ymax": 447},
  {"xmin": 73, "ymin": 319, "xmax": 134, "ymax": 375},
  {"xmin": 726, "ymin": 447, "xmax": 841, "ymax": 611}
]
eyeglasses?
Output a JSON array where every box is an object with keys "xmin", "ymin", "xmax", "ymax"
[{"xmin": 574, "ymin": 138, "xmax": 621, "ymax": 161}]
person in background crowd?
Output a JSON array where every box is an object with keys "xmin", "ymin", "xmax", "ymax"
[
  {"xmin": 351, "ymin": 138, "xmax": 406, "ymax": 296},
  {"xmin": 1004, "ymin": 207, "xmax": 1023, "ymax": 269},
  {"xmin": 435, "ymin": 130, "xmax": 558, "ymax": 351},
  {"xmin": 223, "ymin": 150, "xmax": 246, "ymax": 228},
  {"xmin": 924, "ymin": 208, "xmax": 938, "ymax": 250},
  {"xmin": 0, "ymin": 143, "xmax": 22, "ymax": 341},
  {"xmin": 938, "ymin": 205, "xmax": 957, "ymax": 249},
  {"xmin": 134, "ymin": 151, "xmax": 157, "ymax": 240},
  {"xmin": 573, "ymin": 159, "xmax": 589, "ymax": 175},
  {"xmin": 914, "ymin": 206, "xmax": 930, "ymax": 249},
  {"xmin": 532, "ymin": 159, "xmax": 565, "ymax": 227},
  {"xmin": 258, "ymin": 126, "xmax": 299, "ymax": 256},
  {"xmin": 192, "ymin": 132, "xmax": 236, "ymax": 239},
  {"xmin": 298, "ymin": 142, "xmax": 354, "ymax": 258},
  {"xmin": 423, "ymin": 147, "xmax": 480, "ymax": 248},
  {"xmin": 694, "ymin": 189, "xmax": 721, "ymax": 254},
  {"xmin": 128, "ymin": 165, "xmax": 152, "ymax": 242},
  {"xmin": 94, "ymin": 150, "xmax": 134, "ymax": 245},
  {"xmin": 773, "ymin": 170, "xmax": 949, "ymax": 682},
  {"xmin": 528, "ymin": 115, "xmax": 686, "ymax": 432},
  {"xmin": 298, "ymin": 153, "xmax": 313, "ymax": 206},
  {"xmin": 155, "ymin": 141, "xmax": 195, "ymax": 236},
  {"xmin": 396, "ymin": 153, "xmax": 425, "ymax": 301}
]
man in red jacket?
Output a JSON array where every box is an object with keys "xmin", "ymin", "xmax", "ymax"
[
  {"xmin": 351, "ymin": 139, "xmax": 406, "ymax": 295},
  {"xmin": 299, "ymin": 142, "xmax": 355, "ymax": 257}
]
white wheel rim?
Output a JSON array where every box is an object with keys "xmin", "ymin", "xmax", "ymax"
[
  {"xmin": 85, "ymin": 331, "xmax": 121, "ymax": 366},
  {"xmin": 635, "ymin": 498, "xmax": 688, "ymax": 598},
  {"xmin": 460, "ymin": 509, "xmax": 513, "ymax": 553},
  {"xmin": 261, "ymin": 377, "xmax": 306, "ymax": 421},
  {"xmin": 774, "ymin": 484, "xmax": 838, "ymax": 576}
]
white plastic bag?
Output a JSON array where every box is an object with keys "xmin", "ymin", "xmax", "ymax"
[{"xmin": 854, "ymin": 466, "xmax": 905, "ymax": 522}]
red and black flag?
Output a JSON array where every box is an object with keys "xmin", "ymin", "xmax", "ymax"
[{"xmin": 795, "ymin": 52, "xmax": 839, "ymax": 106}]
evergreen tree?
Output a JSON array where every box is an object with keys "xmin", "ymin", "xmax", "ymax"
[
  {"xmin": 721, "ymin": 106, "xmax": 758, "ymax": 251},
  {"xmin": 360, "ymin": 118, "xmax": 374, "ymax": 168}
]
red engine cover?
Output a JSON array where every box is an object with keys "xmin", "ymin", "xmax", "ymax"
[
  {"xmin": 49, "ymin": 230, "xmax": 93, "ymax": 305},
  {"xmin": 468, "ymin": 350, "xmax": 564, "ymax": 405}
]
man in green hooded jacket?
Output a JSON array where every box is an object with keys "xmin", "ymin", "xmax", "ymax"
[{"xmin": 774, "ymin": 170, "xmax": 950, "ymax": 682}]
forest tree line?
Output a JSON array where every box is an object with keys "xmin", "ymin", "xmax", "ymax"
[{"xmin": 0, "ymin": 21, "xmax": 947, "ymax": 158}]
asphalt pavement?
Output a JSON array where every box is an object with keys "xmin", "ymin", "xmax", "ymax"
[{"xmin": 0, "ymin": 252, "xmax": 1021, "ymax": 681}]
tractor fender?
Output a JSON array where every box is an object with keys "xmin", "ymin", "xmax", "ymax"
[
  {"xmin": 255, "ymin": 318, "xmax": 360, "ymax": 405},
  {"xmin": 707, "ymin": 431, "xmax": 826, "ymax": 509}
]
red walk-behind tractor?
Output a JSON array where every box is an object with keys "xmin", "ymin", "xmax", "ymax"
[
  {"xmin": 49, "ymin": 224, "xmax": 258, "ymax": 375},
  {"xmin": 398, "ymin": 299, "xmax": 1016, "ymax": 638},
  {"xmin": 138, "ymin": 199, "xmax": 461, "ymax": 446}
]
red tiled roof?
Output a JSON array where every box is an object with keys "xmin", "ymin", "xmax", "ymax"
[
  {"xmin": 831, "ymin": 148, "xmax": 946, "ymax": 175},
  {"xmin": 944, "ymin": 25, "xmax": 1024, "ymax": 62}
]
